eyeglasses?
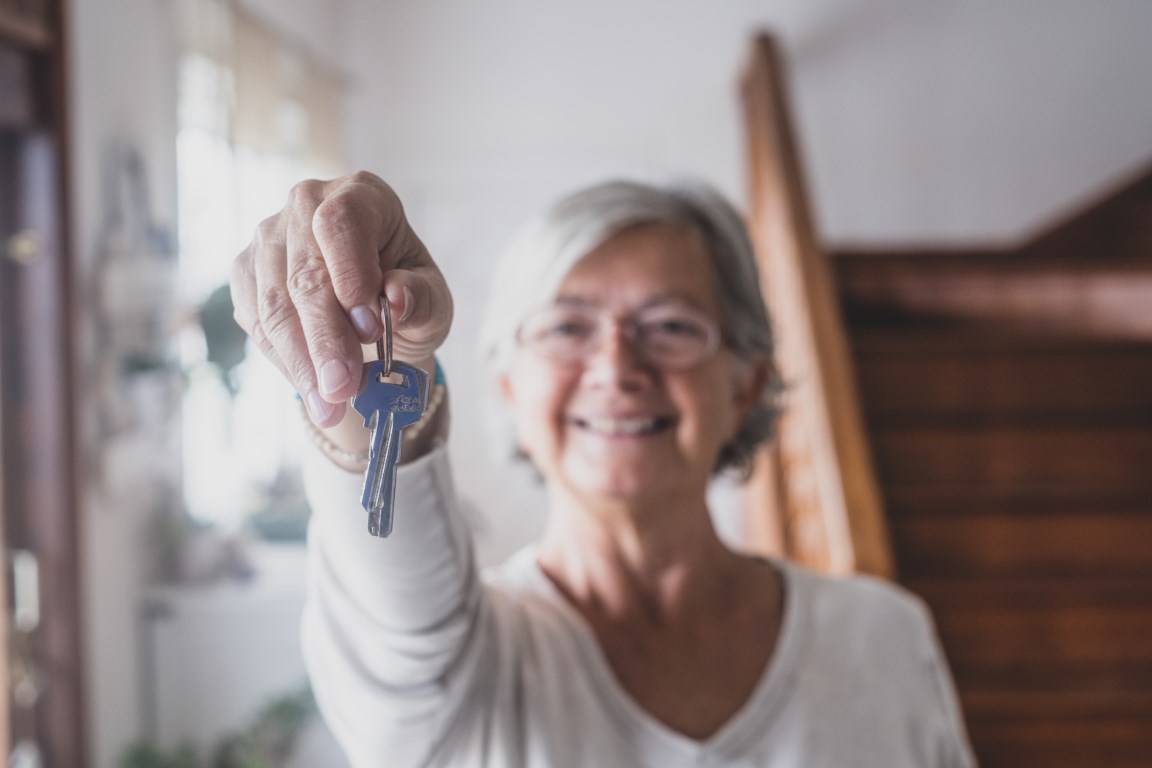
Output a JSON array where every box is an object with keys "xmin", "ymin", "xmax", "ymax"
[{"xmin": 517, "ymin": 301, "xmax": 723, "ymax": 370}]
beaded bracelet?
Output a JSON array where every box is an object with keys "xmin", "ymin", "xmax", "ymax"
[
  {"xmin": 298, "ymin": 401, "xmax": 372, "ymax": 472},
  {"xmin": 300, "ymin": 363, "xmax": 447, "ymax": 472},
  {"xmin": 300, "ymin": 383, "xmax": 446, "ymax": 471}
]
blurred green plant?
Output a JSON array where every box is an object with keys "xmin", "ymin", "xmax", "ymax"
[
  {"xmin": 119, "ymin": 685, "xmax": 316, "ymax": 768},
  {"xmin": 120, "ymin": 743, "xmax": 199, "ymax": 768},
  {"xmin": 198, "ymin": 283, "xmax": 248, "ymax": 394}
]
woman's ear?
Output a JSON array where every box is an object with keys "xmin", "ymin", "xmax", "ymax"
[{"xmin": 733, "ymin": 358, "xmax": 772, "ymax": 420}]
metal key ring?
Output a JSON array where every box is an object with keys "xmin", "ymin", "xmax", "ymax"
[{"xmin": 376, "ymin": 294, "xmax": 393, "ymax": 378}]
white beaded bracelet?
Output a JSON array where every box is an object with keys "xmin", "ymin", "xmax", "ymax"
[
  {"xmin": 300, "ymin": 383, "xmax": 447, "ymax": 472},
  {"xmin": 401, "ymin": 382, "xmax": 445, "ymax": 444}
]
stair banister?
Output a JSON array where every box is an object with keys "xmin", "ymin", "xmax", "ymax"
[{"xmin": 739, "ymin": 33, "xmax": 894, "ymax": 578}]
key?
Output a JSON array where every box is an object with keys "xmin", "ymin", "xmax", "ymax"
[{"xmin": 352, "ymin": 360, "xmax": 430, "ymax": 537}]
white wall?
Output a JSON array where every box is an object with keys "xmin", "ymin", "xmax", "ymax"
[
  {"xmin": 69, "ymin": 3, "xmax": 180, "ymax": 766},
  {"xmin": 339, "ymin": 0, "xmax": 1152, "ymax": 566}
]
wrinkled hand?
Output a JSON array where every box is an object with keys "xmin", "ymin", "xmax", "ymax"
[{"xmin": 231, "ymin": 172, "xmax": 452, "ymax": 428}]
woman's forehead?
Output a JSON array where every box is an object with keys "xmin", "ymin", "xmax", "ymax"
[{"xmin": 555, "ymin": 224, "xmax": 718, "ymax": 303}]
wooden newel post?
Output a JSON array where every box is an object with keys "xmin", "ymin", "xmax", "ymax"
[{"xmin": 739, "ymin": 33, "xmax": 895, "ymax": 578}]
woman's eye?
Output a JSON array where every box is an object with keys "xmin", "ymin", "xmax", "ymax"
[
  {"xmin": 545, "ymin": 318, "xmax": 594, "ymax": 338},
  {"xmin": 647, "ymin": 318, "xmax": 705, "ymax": 337}
]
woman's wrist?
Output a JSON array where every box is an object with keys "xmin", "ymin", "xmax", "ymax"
[
  {"xmin": 303, "ymin": 356, "xmax": 448, "ymax": 470},
  {"xmin": 397, "ymin": 356, "xmax": 447, "ymax": 463}
]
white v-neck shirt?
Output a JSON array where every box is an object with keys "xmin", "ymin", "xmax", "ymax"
[{"xmin": 301, "ymin": 444, "xmax": 976, "ymax": 768}]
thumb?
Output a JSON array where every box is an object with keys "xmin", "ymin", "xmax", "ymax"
[{"xmin": 381, "ymin": 266, "xmax": 453, "ymax": 352}]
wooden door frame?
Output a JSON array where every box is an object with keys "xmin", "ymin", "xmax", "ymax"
[{"xmin": 1, "ymin": 0, "xmax": 86, "ymax": 763}]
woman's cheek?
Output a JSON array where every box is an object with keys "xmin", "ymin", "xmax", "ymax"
[{"xmin": 510, "ymin": 370, "xmax": 569, "ymax": 464}]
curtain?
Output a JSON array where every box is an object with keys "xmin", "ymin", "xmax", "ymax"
[{"xmin": 176, "ymin": 0, "xmax": 348, "ymax": 174}]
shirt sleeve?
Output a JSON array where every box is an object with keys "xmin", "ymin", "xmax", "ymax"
[
  {"xmin": 914, "ymin": 601, "xmax": 979, "ymax": 768},
  {"xmin": 299, "ymin": 440, "xmax": 487, "ymax": 766}
]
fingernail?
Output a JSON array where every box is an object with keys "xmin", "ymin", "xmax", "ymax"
[
  {"xmin": 399, "ymin": 285, "xmax": 414, "ymax": 323},
  {"xmin": 350, "ymin": 305, "xmax": 379, "ymax": 341},
  {"xmin": 318, "ymin": 360, "xmax": 351, "ymax": 395},
  {"xmin": 305, "ymin": 390, "xmax": 336, "ymax": 423}
]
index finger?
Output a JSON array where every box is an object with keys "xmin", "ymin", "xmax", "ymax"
[
  {"xmin": 311, "ymin": 172, "xmax": 403, "ymax": 343},
  {"xmin": 283, "ymin": 182, "xmax": 368, "ymax": 407}
]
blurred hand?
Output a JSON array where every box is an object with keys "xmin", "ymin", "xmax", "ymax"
[{"xmin": 231, "ymin": 172, "xmax": 452, "ymax": 427}]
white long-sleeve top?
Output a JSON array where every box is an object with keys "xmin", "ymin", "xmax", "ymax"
[{"xmin": 301, "ymin": 443, "xmax": 977, "ymax": 768}]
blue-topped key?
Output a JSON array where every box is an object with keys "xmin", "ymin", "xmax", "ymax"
[{"xmin": 352, "ymin": 360, "xmax": 429, "ymax": 537}]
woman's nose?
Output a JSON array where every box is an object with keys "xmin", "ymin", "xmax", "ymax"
[{"xmin": 582, "ymin": 325, "xmax": 654, "ymax": 391}]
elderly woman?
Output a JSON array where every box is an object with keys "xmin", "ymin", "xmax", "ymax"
[{"xmin": 231, "ymin": 173, "xmax": 975, "ymax": 767}]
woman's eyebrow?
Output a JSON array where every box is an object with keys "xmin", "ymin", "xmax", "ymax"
[
  {"xmin": 553, "ymin": 292, "xmax": 705, "ymax": 309},
  {"xmin": 552, "ymin": 295, "xmax": 598, "ymax": 307}
]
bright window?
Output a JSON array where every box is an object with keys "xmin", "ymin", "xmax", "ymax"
[{"xmin": 176, "ymin": 51, "xmax": 337, "ymax": 538}]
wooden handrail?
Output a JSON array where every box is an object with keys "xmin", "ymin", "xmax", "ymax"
[{"xmin": 739, "ymin": 33, "xmax": 894, "ymax": 578}]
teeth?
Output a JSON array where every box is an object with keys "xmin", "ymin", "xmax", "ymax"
[{"xmin": 582, "ymin": 417, "xmax": 662, "ymax": 435}]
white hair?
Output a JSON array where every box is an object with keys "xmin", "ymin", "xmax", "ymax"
[{"xmin": 478, "ymin": 179, "xmax": 780, "ymax": 475}]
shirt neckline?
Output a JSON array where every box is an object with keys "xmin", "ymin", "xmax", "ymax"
[{"xmin": 513, "ymin": 550, "xmax": 809, "ymax": 760}]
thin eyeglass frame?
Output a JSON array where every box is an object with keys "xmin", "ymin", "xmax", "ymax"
[{"xmin": 517, "ymin": 302, "xmax": 722, "ymax": 371}]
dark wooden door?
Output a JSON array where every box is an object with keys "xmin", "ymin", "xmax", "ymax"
[{"xmin": 1, "ymin": 1, "xmax": 85, "ymax": 764}]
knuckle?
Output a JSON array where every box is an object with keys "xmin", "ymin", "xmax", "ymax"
[
  {"xmin": 286, "ymin": 259, "xmax": 332, "ymax": 300},
  {"xmin": 347, "ymin": 170, "xmax": 387, "ymax": 190},
  {"xmin": 254, "ymin": 214, "xmax": 284, "ymax": 247},
  {"xmin": 256, "ymin": 284, "xmax": 297, "ymax": 338},
  {"xmin": 287, "ymin": 178, "xmax": 323, "ymax": 208},
  {"xmin": 312, "ymin": 198, "xmax": 360, "ymax": 246},
  {"xmin": 349, "ymin": 173, "xmax": 402, "ymax": 219}
]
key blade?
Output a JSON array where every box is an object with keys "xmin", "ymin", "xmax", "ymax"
[
  {"xmin": 362, "ymin": 410, "xmax": 395, "ymax": 530},
  {"xmin": 370, "ymin": 428, "xmax": 404, "ymax": 537},
  {"xmin": 355, "ymin": 360, "xmax": 433, "ymax": 538}
]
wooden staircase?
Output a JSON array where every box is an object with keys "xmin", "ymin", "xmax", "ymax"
[
  {"xmin": 835, "ymin": 169, "xmax": 1152, "ymax": 767},
  {"xmin": 739, "ymin": 31, "xmax": 1152, "ymax": 765}
]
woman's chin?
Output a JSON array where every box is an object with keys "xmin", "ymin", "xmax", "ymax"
[{"xmin": 561, "ymin": 459, "xmax": 678, "ymax": 504}]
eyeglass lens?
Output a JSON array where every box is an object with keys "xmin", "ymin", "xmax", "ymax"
[{"xmin": 519, "ymin": 303, "xmax": 719, "ymax": 368}]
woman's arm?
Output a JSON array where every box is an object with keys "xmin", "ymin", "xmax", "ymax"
[
  {"xmin": 300, "ymin": 402, "xmax": 486, "ymax": 765},
  {"xmin": 231, "ymin": 174, "xmax": 484, "ymax": 763}
]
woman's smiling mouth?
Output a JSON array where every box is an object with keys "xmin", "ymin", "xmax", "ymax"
[{"xmin": 571, "ymin": 415, "xmax": 677, "ymax": 437}]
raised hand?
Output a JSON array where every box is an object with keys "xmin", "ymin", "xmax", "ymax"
[{"xmin": 231, "ymin": 172, "xmax": 453, "ymax": 429}]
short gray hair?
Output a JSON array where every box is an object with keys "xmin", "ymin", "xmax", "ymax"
[{"xmin": 478, "ymin": 179, "xmax": 780, "ymax": 476}]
